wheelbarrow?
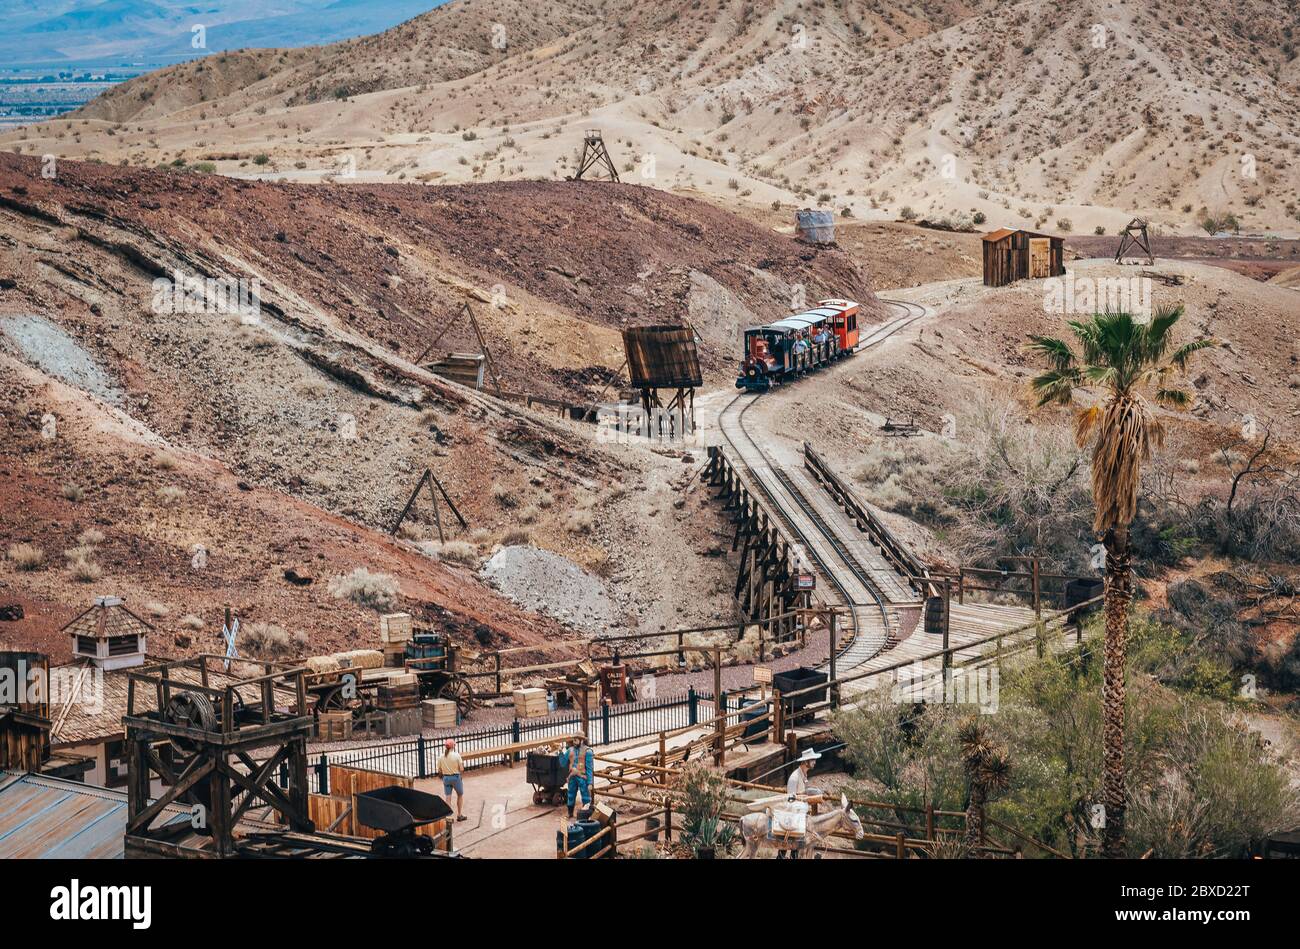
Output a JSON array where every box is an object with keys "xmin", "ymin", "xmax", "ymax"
[{"xmin": 355, "ymin": 785, "xmax": 454, "ymax": 858}]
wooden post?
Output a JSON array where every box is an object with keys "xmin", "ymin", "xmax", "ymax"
[
  {"xmin": 659, "ymin": 732, "xmax": 667, "ymax": 787},
  {"xmin": 713, "ymin": 647, "xmax": 724, "ymax": 767},
  {"xmin": 772, "ymin": 688, "xmax": 783, "ymax": 745},
  {"xmin": 942, "ymin": 578, "xmax": 952, "ymax": 679},
  {"xmin": 1032, "ymin": 557, "xmax": 1041, "ymax": 619},
  {"xmin": 896, "ymin": 832, "xmax": 906, "ymax": 859},
  {"xmin": 828, "ymin": 610, "xmax": 839, "ymax": 710},
  {"xmin": 925, "ymin": 803, "xmax": 935, "ymax": 842}
]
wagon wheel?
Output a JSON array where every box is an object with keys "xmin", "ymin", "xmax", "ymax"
[
  {"xmin": 313, "ymin": 683, "xmax": 349, "ymax": 719},
  {"xmin": 163, "ymin": 691, "xmax": 216, "ymax": 753},
  {"xmin": 437, "ymin": 675, "xmax": 475, "ymax": 718}
]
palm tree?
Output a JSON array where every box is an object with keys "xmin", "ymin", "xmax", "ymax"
[
  {"xmin": 1027, "ymin": 306, "xmax": 1214, "ymax": 857},
  {"xmin": 958, "ymin": 718, "xmax": 1011, "ymax": 851}
]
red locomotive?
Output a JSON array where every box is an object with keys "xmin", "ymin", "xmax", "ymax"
[{"xmin": 736, "ymin": 299, "xmax": 860, "ymax": 391}]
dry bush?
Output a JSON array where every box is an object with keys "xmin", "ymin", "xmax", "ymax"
[
  {"xmin": 242, "ymin": 622, "xmax": 307, "ymax": 658},
  {"xmin": 566, "ymin": 510, "xmax": 594, "ymax": 535},
  {"xmin": 144, "ymin": 602, "xmax": 170, "ymax": 618},
  {"xmin": 518, "ymin": 505, "xmax": 540, "ymax": 524},
  {"xmin": 328, "ymin": 568, "xmax": 399, "ymax": 611},
  {"xmin": 437, "ymin": 541, "xmax": 480, "ymax": 566},
  {"xmin": 66, "ymin": 552, "xmax": 103, "ymax": 583},
  {"xmin": 179, "ymin": 614, "xmax": 205, "ymax": 630},
  {"xmin": 857, "ymin": 397, "xmax": 1092, "ymax": 571},
  {"xmin": 61, "ymin": 483, "xmax": 85, "ymax": 502},
  {"xmin": 491, "ymin": 483, "xmax": 519, "ymax": 508},
  {"xmin": 7, "ymin": 543, "xmax": 45, "ymax": 571},
  {"xmin": 499, "ymin": 527, "xmax": 532, "ymax": 547},
  {"xmin": 77, "ymin": 528, "xmax": 105, "ymax": 546},
  {"xmin": 157, "ymin": 485, "xmax": 187, "ymax": 506}
]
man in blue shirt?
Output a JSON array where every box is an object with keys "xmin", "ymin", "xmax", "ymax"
[{"xmin": 564, "ymin": 733, "xmax": 594, "ymax": 818}]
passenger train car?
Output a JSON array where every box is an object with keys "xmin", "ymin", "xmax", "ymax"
[{"xmin": 736, "ymin": 298, "xmax": 860, "ymax": 391}]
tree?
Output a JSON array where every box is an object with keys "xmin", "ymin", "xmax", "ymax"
[
  {"xmin": 1026, "ymin": 307, "xmax": 1215, "ymax": 856},
  {"xmin": 958, "ymin": 719, "xmax": 1011, "ymax": 850}
]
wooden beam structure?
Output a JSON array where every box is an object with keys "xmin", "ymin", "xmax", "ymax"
[
  {"xmin": 570, "ymin": 129, "xmax": 620, "ymax": 183},
  {"xmin": 704, "ymin": 447, "xmax": 809, "ymax": 646},
  {"xmin": 1114, "ymin": 217, "xmax": 1154, "ymax": 265}
]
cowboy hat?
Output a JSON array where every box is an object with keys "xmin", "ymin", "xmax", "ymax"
[{"xmin": 796, "ymin": 748, "xmax": 822, "ymax": 763}]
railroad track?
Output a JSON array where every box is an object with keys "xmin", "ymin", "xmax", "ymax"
[{"xmin": 718, "ymin": 297, "xmax": 929, "ymax": 671}]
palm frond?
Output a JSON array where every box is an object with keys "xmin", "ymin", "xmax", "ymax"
[
  {"xmin": 1030, "ymin": 368, "xmax": 1079, "ymax": 406},
  {"xmin": 1168, "ymin": 338, "xmax": 1217, "ymax": 370},
  {"xmin": 1025, "ymin": 335, "xmax": 1076, "ymax": 371}
]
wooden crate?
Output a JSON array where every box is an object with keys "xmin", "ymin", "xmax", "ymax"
[
  {"xmin": 513, "ymin": 687, "xmax": 549, "ymax": 719},
  {"xmin": 377, "ymin": 683, "xmax": 421, "ymax": 711},
  {"xmin": 322, "ymin": 767, "xmax": 450, "ymax": 850},
  {"xmin": 374, "ymin": 707, "xmax": 421, "ymax": 737},
  {"xmin": 382, "ymin": 645, "xmax": 406, "ymax": 668},
  {"xmin": 379, "ymin": 613, "xmax": 414, "ymax": 644},
  {"xmin": 422, "ymin": 698, "xmax": 458, "ymax": 729},
  {"xmin": 316, "ymin": 710, "xmax": 353, "ymax": 742}
]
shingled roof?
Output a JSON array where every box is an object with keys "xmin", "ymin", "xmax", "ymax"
[{"xmin": 59, "ymin": 596, "xmax": 153, "ymax": 640}]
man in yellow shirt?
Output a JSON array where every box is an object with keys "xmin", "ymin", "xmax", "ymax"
[{"xmin": 438, "ymin": 738, "xmax": 467, "ymax": 821}]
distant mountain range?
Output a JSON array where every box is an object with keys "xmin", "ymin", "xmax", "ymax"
[{"xmin": 0, "ymin": 0, "xmax": 443, "ymax": 68}]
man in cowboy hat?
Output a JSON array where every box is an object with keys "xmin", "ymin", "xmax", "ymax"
[
  {"xmin": 563, "ymin": 733, "xmax": 594, "ymax": 818},
  {"xmin": 786, "ymin": 747, "xmax": 823, "ymax": 801}
]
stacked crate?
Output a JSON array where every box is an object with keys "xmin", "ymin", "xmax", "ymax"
[
  {"xmin": 422, "ymin": 698, "xmax": 458, "ymax": 730},
  {"xmin": 377, "ymin": 672, "xmax": 420, "ymax": 711},
  {"xmin": 380, "ymin": 613, "xmax": 413, "ymax": 668},
  {"xmin": 513, "ymin": 687, "xmax": 549, "ymax": 719},
  {"xmin": 316, "ymin": 710, "xmax": 353, "ymax": 742}
]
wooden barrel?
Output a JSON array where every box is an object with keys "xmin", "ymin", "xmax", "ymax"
[{"xmin": 924, "ymin": 596, "xmax": 947, "ymax": 635}]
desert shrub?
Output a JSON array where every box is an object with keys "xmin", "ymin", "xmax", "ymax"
[
  {"xmin": 77, "ymin": 528, "xmax": 105, "ymax": 546},
  {"xmin": 437, "ymin": 541, "xmax": 479, "ymax": 566},
  {"xmin": 565, "ymin": 511, "xmax": 594, "ymax": 535},
  {"xmin": 61, "ymin": 483, "xmax": 85, "ymax": 502},
  {"xmin": 144, "ymin": 602, "xmax": 170, "ymax": 619},
  {"xmin": 499, "ymin": 527, "xmax": 532, "ymax": 547},
  {"xmin": 242, "ymin": 622, "xmax": 305, "ymax": 658},
  {"xmin": 157, "ymin": 485, "xmax": 186, "ymax": 505},
  {"xmin": 179, "ymin": 614, "xmax": 205, "ymax": 630},
  {"xmin": 328, "ymin": 568, "xmax": 399, "ymax": 611},
  {"xmin": 674, "ymin": 762, "xmax": 738, "ymax": 856},
  {"xmin": 856, "ymin": 397, "xmax": 1092, "ymax": 572},
  {"xmin": 66, "ymin": 551, "xmax": 103, "ymax": 583},
  {"xmin": 491, "ymin": 483, "xmax": 519, "ymax": 508},
  {"xmin": 7, "ymin": 543, "xmax": 45, "ymax": 570}
]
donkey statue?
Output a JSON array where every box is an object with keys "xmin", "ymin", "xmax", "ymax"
[{"xmin": 739, "ymin": 793, "xmax": 864, "ymax": 859}]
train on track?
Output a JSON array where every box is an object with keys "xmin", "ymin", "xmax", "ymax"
[{"xmin": 735, "ymin": 298, "xmax": 861, "ymax": 392}]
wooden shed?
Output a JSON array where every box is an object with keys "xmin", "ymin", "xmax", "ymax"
[{"xmin": 981, "ymin": 228, "xmax": 1065, "ymax": 287}]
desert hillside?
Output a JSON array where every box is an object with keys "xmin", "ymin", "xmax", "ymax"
[
  {"xmin": 8, "ymin": 151, "xmax": 876, "ymax": 659},
  {"xmin": 4, "ymin": 0, "xmax": 1298, "ymax": 237}
]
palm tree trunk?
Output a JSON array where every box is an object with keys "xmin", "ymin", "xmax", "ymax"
[{"xmin": 1101, "ymin": 527, "xmax": 1131, "ymax": 857}]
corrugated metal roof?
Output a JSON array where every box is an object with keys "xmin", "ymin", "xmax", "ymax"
[{"xmin": 0, "ymin": 771, "xmax": 184, "ymax": 859}]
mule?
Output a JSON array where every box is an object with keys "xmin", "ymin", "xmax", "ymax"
[{"xmin": 739, "ymin": 793, "xmax": 864, "ymax": 859}]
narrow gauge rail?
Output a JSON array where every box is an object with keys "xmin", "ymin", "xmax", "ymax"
[{"xmin": 718, "ymin": 299, "xmax": 929, "ymax": 670}]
